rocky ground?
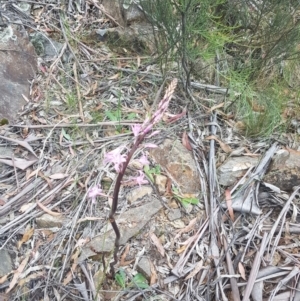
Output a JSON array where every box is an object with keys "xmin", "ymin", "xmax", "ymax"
[{"xmin": 1, "ymin": 1, "xmax": 300, "ymax": 301}]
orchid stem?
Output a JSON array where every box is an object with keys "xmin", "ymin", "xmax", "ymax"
[{"xmin": 109, "ymin": 134, "xmax": 146, "ymax": 276}]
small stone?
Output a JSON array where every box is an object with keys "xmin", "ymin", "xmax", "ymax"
[
  {"xmin": 168, "ymin": 199, "xmax": 179, "ymax": 209},
  {"xmin": 264, "ymin": 149, "xmax": 300, "ymax": 192},
  {"xmin": 126, "ymin": 186, "xmax": 153, "ymax": 204},
  {"xmin": 35, "ymin": 214, "xmax": 66, "ymax": 228},
  {"xmin": 154, "ymin": 174, "xmax": 167, "ymax": 194},
  {"xmin": 218, "ymin": 156, "xmax": 260, "ymax": 186},
  {"xmin": 184, "ymin": 204, "xmax": 194, "ymax": 214},
  {"xmin": 150, "ymin": 139, "xmax": 201, "ymax": 195},
  {"xmin": 0, "ymin": 27, "xmax": 37, "ymax": 122},
  {"xmin": 124, "ymin": 3, "xmax": 145, "ymax": 24},
  {"xmin": 167, "ymin": 209, "xmax": 181, "ymax": 221},
  {"xmin": 0, "ymin": 249, "xmax": 12, "ymax": 277},
  {"xmin": 137, "ymin": 257, "xmax": 152, "ymax": 280},
  {"xmin": 171, "ymin": 220, "xmax": 185, "ymax": 229}
]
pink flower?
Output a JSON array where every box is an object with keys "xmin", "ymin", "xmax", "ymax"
[
  {"xmin": 104, "ymin": 146, "xmax": 127, "ymax": 173},
  {"xmin": 165, "ymin": 107, "xmax": 187, "ymax": 123},
  {"xmin": 143, "ymin": 143, "xmax": 158, "ymax": 149},
  {"xmin": 158, "ymin": 100, "xmax": 169, "ymax": 111},
  {"xmin": 131, "ymin": 124, "xmax": 142, "ymax": 137},
  {"xmin": 141, "ymin": 116, "xmax": 150, "ymax": 127},
  {"xmin": 142, "ymin": 123, "xmax": 153, "ymax": 134},
  {"xmin": 138, "ymin": 154, "xmax": 150, "ymax": 166},
  {"xmin": 153, "ymin": 113, "xmax": 163, "ymax": 125},
  {"xmin": 134, "ymin": 171, "xmax": 148, "ymax": 187},
  {"xmin": 88, "ymin": 186, "xmax": 104, "ymax": 204},
  {"xmin": 147, "ymin": 130, "xmax": 160, "ymax": 138}
]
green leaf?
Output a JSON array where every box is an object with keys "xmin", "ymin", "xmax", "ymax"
[
  {"xmin": 105, "ymin": 110, "xmax": 121, "ymax": 121},
  {"xmin": 154, "ymin": 165, "xmax": 161, "ymax": 174},
  {"xmin": 144, "ymin": 165, "xmax": 154, "ymax": 182},
  {"xmin": 181, "ymin": 197, "xmax": 199, "ymax": 208},
  {"xmin": 126, "ymin": 112, "xmax": 137, "ymax": 120},
  {"xmin": 115, "ymin": 269, "xmax": 126, "ymax": 288},
  {"xmin": 131, "ymin": 273, "xmax": 149, "ymax": 289},
  {"xmin": 180, "ymin": 199, "xmax": 189, "ymax": 208},
  {"xmin": 61, "ymin": 128, "xmax": 71, "ymax": 141},
  {"xmin": 186, "ymin": 197, "xmax": 199, "ymax": 205},
  {"xmin": 105, "ymin": 111, "xmax": 117, "ymax": 121}
]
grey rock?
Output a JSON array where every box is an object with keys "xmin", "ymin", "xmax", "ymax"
[
  {"xmin": 105, "ymin": 24, "xmax": 155, "ymax": 54},
  {"xmin": 154, "ymin": 174, "xmax": 167, "ymax": 194},
  {"xmin": 136, "ymin": 257, "xmax": 152, "ymax": 280},
  {"xmin": 30, "ymin": 32, "xmax": 64, "ymax": 60},
  {"xmin": 218, "ymin": 156, "xmax": 260, "ymax": 186},
  {"xmin": 150, "ymin": 139, "xmax": 201, "ymax": 195},
  {"xmin": 0, "ymin": 249, "xmax": 12, "ymax": 277},
  {"xmin": 102, "ymin": 0, "xmax": 126, "ymax": 27},
  {"xmin": 0, "ymin": 26, "xmax": 37, "ymax": 122},
  {"xmin": 167, "ymin": 209, "xmax": 181, "ymax": 221},
  {"xmin": 264, "ymin": 149, "xmax": 300, "ymax": 192},
  {"xmin": 124, "ymin": 4, "xmax": 145, "ymax": 25},
  {"xmin": 79, "ymin": 197, "xmax": 163, "ymax": 261},
  {"xmin": 35, "ymin": 214, "xmax": 66, "ymax": 228},
  {"xmin": 126, "ymin": 186, "xmax": 153, "ymax": 204}
]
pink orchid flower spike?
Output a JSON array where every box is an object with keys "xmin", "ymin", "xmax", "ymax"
[
  {"xmin": 138, "ymin": 154, "xmax": 150, "ymax": 166},
  {"xmin": 104, "ymin": 146, "xmax": 127, "ymax": 173},
  {"xmin": 88, "ymin": 186, "xmax": 104, "ymax": 204},
  {"xmin": 131, "ymin": 124, "xmax": 142, "ymax": 137},
  {"xmin": 134, "ymin": 171, "xmax": 148, "ymax": 187}
]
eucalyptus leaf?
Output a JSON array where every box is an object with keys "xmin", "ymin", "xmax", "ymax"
[
  {"xmin": 115, "ymin": 269, "xmax": 126, "ymax": 288},
  {"xmin": 131, "ymin": 273, "xmax": 149, "ymax": 289}
]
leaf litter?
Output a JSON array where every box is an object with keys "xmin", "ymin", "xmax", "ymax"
[{"xmin": 0, "ymin": 1, "xmax": 300, "ymax": 301}]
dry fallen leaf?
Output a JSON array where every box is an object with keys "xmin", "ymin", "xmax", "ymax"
[
  {"xmin": 238, "ymin": 262, "xmax": 246, "ymax": 280},
  {"xmin": 174, "ymin": 217, "xmax": 197, "ymax": 240},
  {"xmin": 185, "ymin": 260, "xmax": 203, "ymax": 280},
  {"xmin": 225, "ymin": 189, "xmax": 235, "ymax": 222},
  {"xmin": 0, "ymin": 274, "xmax": 9, "ymax": 285},
  {"xmin": 108, "ymin": 73, "xmax": 120, "ymax": 80},
  {"xmin": 17, "ymin": 227, "xmax": 34, "ymax": 249},
  {"xmin": 150, "ymin": 232, "xmax": 165, "ymax": 257},
  {"xmin": 6, "ymin": 252, "xmax": 30, "ymax": 293},
  {"xmin": 38, "ymin": 171, "xmax": 52, "ymax": 188},
  {"xmin": 206, "ymin": 135, "xmax": 232, "ymax": 153},
  {"xmin": 26, "ymin": 168, "xmax": 41, "ymax": 180},
  {"xmin": 120, "ymin": 244, "xmax": 134, "ymax": 266},
  {"xmin": 210, "ymin": 102, "xmax": 224, "ymax": 112},
  {"xmin": 0, "ymin": 158, "xmax": 38, "ymax": 170},
  {"xmin": 182, "ymin": 131, "xmax": 192, "ymax": 151},
  {"xmin": 49, "ymin": 173, "xmax": 69, "ymax": 179},
  {"xmin": 0, "ymin": 135, "xmax": 37, "ymax": 157},
  {"xmin": 150, "ymin": 260, "xmax": 158, "ymax": 285},
  {"xmin": 18, "ymin": 271, "xmax": 45, "ymax": 287},
  {"xmin": 86, "ymin": 133, "xmax": 95, "ymax": 146},
  {"xmin": 19, "ymin": 203, "xmax": 35, "ymax": 213},
  {"xmin": 37, "ymin": 202, "xmax": 61, "ymax": 216},
  {"xmin": 176, "ymin": 245, "xmax": 187, "ymax": 254},
  {"xmin": 63, "ymin": 249, "xmax": 80, "ymax": 285}
]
